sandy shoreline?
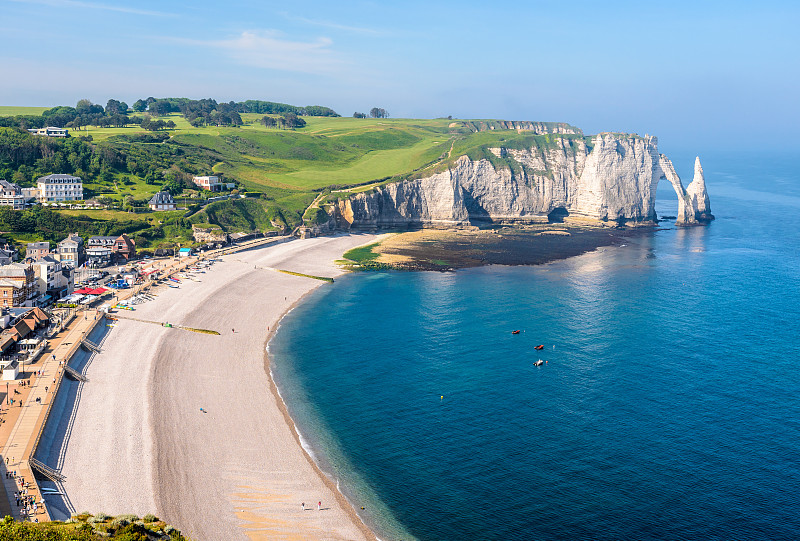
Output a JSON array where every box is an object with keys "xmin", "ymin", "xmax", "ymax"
[{"xmin": 35, "ymin": 234, "xmax": 382, "ymax": 540}]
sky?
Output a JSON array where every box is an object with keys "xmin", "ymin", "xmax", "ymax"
[{"xmin": 1, "ymin": 0, "xmax": 798, "ymax": 153}]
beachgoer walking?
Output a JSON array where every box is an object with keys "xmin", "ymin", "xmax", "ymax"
[
  {"xmin": 301, "ymin": 502, "xmax": 304, "ymax": 510},
  {"xmin": 318, "ymin": 501, "xmax": 321, "ymax": 511}
]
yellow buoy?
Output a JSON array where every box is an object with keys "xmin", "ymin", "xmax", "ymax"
[{"xmin": 440, "ymin": 395, "xmax": 443, "ymax": 400}]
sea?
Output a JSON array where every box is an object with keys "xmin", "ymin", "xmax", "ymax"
[{"xmin": 269, "ymin": 150, "xmax": 800, "ymax": 541}]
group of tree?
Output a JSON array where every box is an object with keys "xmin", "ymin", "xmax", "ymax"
[
  {"xmin": 259, "ymin": 112, "xmax": 307, "ymax": 130},
  {"xmin": 237, "ymin": 100, "xmax": 338, "ymax": 117},
  {"xmin": 353, "ymin": 108, "xmax": 390, "ymax": 119},
  {"xmin": 0, "ymin": 97, "xmax": 341, "ymax": 134},
  {"xmin": 140, "ymin": 118, "xmax": 177, "ymax": 131}
]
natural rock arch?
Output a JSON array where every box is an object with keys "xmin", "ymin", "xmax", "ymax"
[{"xmin": 657, "ymin": 156, "xmax": 714, "ymax": 225}]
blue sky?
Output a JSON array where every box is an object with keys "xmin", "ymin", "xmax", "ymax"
[{"xmin": 1, "ymin": 0, "xmax": 797, "ymax": 151}]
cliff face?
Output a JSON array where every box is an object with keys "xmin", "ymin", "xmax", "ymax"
[
  {"xmin": 337, "ymin": 133, "xmax": 713, "ymax": 228},
  {"xmin": 455, "ymin": 120, "xmax": 583, "ymax": 135}
]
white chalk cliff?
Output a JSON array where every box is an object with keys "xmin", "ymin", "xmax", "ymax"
[{"xmin": 336, "ymin": 133, "xmax": 713, "ymax": 228}]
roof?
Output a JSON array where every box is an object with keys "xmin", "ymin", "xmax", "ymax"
[
  {"xmin": 59, "ymin": 234, "xmax": 83, "ymax": 245},
  {"xmin": 38, "ymin": 174, "xmax": 81, "ymax": 182},
  {"xmin": 0, "ymin": 307, "xmax": 49, "ymax": 353},
  {"xmin": 149, "ymin": 191, "xmax": 175, "ymax": 205},
  {"xmin": 0, "ymin": 263, "xmax": 30, "ymax": 277},
  {"xmin": 0, "ymin": 179, "xmax": 21, "ymax": 192},
  {"xmin": 27, "ymin": 242, "xmax": 49, "ymax": 249},
  {"xmin": 36, "ymin": 255, "xmax": 60, "ymax": 264},
  {"xmin": 73, "ymin": 287, "xmax": 107, "ymax": 295}
]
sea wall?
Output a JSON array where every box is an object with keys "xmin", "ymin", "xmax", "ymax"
[{"xmin": 335, "ymin": 133, "xmax": 713, "ymax": 228}]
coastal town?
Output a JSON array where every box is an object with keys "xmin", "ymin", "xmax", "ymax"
[{"xmin": 0, "ymin": 228, "xmax": 381, "ymax": 540}]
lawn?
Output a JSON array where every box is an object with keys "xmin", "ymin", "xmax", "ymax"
[
  {"xmin": 172, "ymin": 117, "xmax": 454, "ymax": 190},
  {"xmin": 57, "ymin": 208, "xmax": 185, "ymax": 222},
  {"xmin": 84, "ymin": 175, "xmax": 166, "ymax": 202},
  {"xmin": 0, "ymin": 106, "xmax": 48, "ymax": 116}
]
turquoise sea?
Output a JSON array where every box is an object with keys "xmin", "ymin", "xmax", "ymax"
[{"xmin": 269, "ymin": 150, "xmax": 800, "ymax": 540}]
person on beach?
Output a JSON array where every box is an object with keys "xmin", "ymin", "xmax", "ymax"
[
  {"xmin": 318, "ymin": 501, "xmax": 321, "ymax": 511},
  {"xmin": 301, "ymin": 502, "xmax": 304, "ymax": 510}
]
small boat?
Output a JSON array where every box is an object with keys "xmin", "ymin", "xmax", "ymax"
[
  {"xmin": 534, "ymin": 360, "xmax": 544, "ymax": 366},
  {"xmin": 511, "ymin": 330, "xmax": 521, "ymax": 335},
  {"xmin": 534, "ymin": 345, "xmax": 544, "ymax": 350}
]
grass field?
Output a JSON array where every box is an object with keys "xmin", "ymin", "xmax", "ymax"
[
  {"xmin": 0, "ymin": 106, "xmax": 49, "ymax": 116},
  {"xmin": 83, "ymin": 175, "xmax": 166, "ymax": 201},
  {"xmin": 57, "ymin": 208, "xmax": 185, "ymax": 222}
]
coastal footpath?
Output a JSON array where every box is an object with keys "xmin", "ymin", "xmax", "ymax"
[{"xmin": 34, "ymin": 234, "xmax": 381, "ymax": 541}]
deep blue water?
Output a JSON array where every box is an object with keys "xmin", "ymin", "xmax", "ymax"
[{"xmin": 270, "ymin": 150, "xmax": 800, "ymax": 540}]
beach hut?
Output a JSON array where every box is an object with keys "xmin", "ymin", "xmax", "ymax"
[{"xmin": 2, "ymin": 359, "xmax": 18, "ymax": 381}]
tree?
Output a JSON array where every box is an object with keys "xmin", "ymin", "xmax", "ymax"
[
  {"xmin": 303, "ymin": 105, "xmax": 339, "ymax": 117},
  {"xmin": 166, "ymin": 120, "xmax": 176, "ymax": 129},
  {"xmin": 76, "ymin": 99, "xmax": 104, "ymax": 116},
  {"xmin": 105, "ymin": 99, "xmax": 123, "ymax": 115},
  {"xmin": 353, "ymin": 112, "xmax": 367, "ymax": 118},
  {"xmin": 11, "ymin": 170, "xmax": 26, "ymax": 185},
  {"xmin": 260, "ymin": 116, "xmax": 276, "ymax": 128},
  {"xmin": 282, "ymin": 112, "xmax": 306, "ymax": 129},
  {"xmin": 148, "ymin": 100, "xmax": 173, "ymax": 117},
  {"xmin": 369, "ymin": 107, "xmax": 389, "ymax": 119},
  {"xmin": 76, "ymin": 98, "xmax": 93, "ymax": 113},
  {"xmin": 132, "ymin": 99, "xmax": 147, "ymax": 112},
  {"xmin": 162, "ymin": 178, "xmax": 183, "ymax": 196}
]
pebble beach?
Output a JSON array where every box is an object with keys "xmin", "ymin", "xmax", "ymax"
[{"xmin": 37, "ymin": 234, "xmax": 380, "ymax": 540}]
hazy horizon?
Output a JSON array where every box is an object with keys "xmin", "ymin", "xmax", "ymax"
[{"xmin": 2, "ymin": 0, "xmax": 797, "ymax": 153}]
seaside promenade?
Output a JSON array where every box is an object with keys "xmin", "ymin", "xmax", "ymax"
[{"xmin": 0, "ymin": 309, "xmax": 101, "ymax": 521}]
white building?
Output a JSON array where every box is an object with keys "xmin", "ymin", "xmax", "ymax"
[
  {"xmin": 32, "ymin": 256, "xmax": 73, "ymax": 299},
  {"xmin": 56, "ymin": 233, "xmax": 84, "ymax": 267},
  {"xmin": 37, "ymin": 174, "xmax": 83, "ymax": 203},
  {"xmin": 192, "ymin": 175, "xmax": 223, "ymax": 192},
  {"xmin": 148, "ymin": 191, "xmax": 177, "ymax": 210},
  {"xmin": 0, "ymin": 179, "xmax": 27, "ymax": 209},
  {"xmin": 27, "ymin": 127, "xmax": 69, "ymax": 137}
]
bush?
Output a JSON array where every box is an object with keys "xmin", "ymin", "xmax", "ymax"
[
  {"xmin": 142, "ymin": 514, "xmax": 158, "ymax": 523},
  {"xmin": 110, "ymin": 517, "xmax": 130, "ymax": 528}
]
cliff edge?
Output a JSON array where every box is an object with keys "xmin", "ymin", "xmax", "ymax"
[{"xmin": 335, "ymin": 133, "xmax": 712, "ymax": 228}]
